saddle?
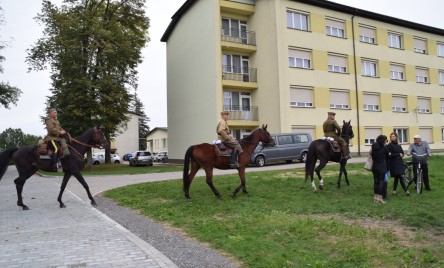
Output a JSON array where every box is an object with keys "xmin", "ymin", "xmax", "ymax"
[
  {"xmin": 320, "ymin": 137, "xmax": 341, "ymax": 153},
  {"xmin": 212, "ymin": 140, "xmax": 233, "ymax": 157},
  {"xmin": 37, "ymin": 139, "xmax": 58, "ymax": 159}
]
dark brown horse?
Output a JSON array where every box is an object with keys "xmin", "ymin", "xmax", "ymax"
[
  {"xmin": 0, "ymin": 127, "xmax": 108, "ymax": 210},
  {"xmin": 304, "ymin": 120, "xmax": 354, "ymax": 191},
  {"xmin": 183, "ymin": 124, "xmax": 275, "ymax": 200}
]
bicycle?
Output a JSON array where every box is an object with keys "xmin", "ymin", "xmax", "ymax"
[{"xmin": 406, "ymin": 153, "xmax": 428, "ymax": 194}]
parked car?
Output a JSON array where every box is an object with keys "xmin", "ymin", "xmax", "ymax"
[
  {"xmin": 157, "ymin": 152, "xmax": 168, "ymax": 162},
  {"xmin": 122, "ymin": 153, "xmax": 132, "ymax": 161},
  {"xmin": 92, "ymin": 153, "xmax": 121, "ymax": 165},
  {"xmin": 250, "ymin": 132, "xmax": 312, "ymax": 167},
  {"xmin": 129, "ymin": 151, "xmax": 153, "ymax": 166},
  {"xmin": 151, "ymin": 152, "xmax": 158, "ymax": 162}
]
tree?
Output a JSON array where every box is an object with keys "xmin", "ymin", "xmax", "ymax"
[
  {"xmin": 0, "ymin": 128, "xmax": 42, "ymax": 150},
  {"xmin": 26, "ymin": 0, "xmax": 149, "ymax": 163},
  {"xmin": 131, "ymin": 93, "xmax": 150, "ymax": 150},
  {"xmin": 0, "ymin": 7, "xmax": 22, "ymax": 109}
]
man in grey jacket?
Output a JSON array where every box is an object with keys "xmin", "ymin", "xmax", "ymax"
[{"xmin": 407, "ymin": 134, "xmax": 432, "ymax": 191}]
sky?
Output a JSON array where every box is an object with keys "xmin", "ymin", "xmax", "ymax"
[{"xmin": 0, "ymin": 0, "xmax": 443, "ymax": 136}]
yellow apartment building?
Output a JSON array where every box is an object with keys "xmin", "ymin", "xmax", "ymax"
[{"xmin": 161, "ymin": 0, "xmax": 444, "ymax": 161}]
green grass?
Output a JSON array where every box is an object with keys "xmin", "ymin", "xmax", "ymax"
[
  {"xmin": 104, "ymin": 156, "xmax": 444, "ymax": 267},
  {"xmin": 39, "ymin": 163, "xmax": 183, "ymax": 176}
]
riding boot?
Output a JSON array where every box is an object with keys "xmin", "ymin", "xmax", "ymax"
[
  {"xmin": 229, "ymin": 150, "xmax": 239, "ymax": 169},
  {"xmin": 60, "ymin": 138, "xmax": 70, "ymax": 158},
  {"xmin": 341, "ymin": 145, "xmax": 351, "ymax": 160},
  {"xmin": 50, "ymin": 153, "xmax": 58, "ymax": 172}
]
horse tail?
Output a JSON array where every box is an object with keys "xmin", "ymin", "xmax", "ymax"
[
  {"xmin": 304, "ymin": 142, "xmax": 316, "ymax": 181},
  {"xmin": 0, "ymin": 148, "xmax": 19, "ymax": 181},
  {"xmin": 183, "ymin": 145, "xmax": 195, "ymax": 191}
]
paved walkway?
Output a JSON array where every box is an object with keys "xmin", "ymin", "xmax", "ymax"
[{"xmin": 0, "ymin": 157, "xmax": 367, "ymax": 267}]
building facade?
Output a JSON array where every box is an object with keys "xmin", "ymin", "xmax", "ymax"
[
  {"xmin": 162, "ymin": 0, "xmax": 444, "ymax": 161},
  {"xmin": 146, "ymin": 127, "xmax": 168, "ymax": 153}
]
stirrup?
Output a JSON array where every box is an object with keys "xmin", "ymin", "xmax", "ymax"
[{"xmin": 229, "ymin": 162, "xmax": 239, "ymax": 168}]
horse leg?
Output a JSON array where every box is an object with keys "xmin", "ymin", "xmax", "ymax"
[
  {"xmin": 184, "ymin": 162, "xmax": 200, "ymax": 201},
  {"xmin": 14, "ymin": 166, "xmax": 37, "ymax": 210},
  {"xmin": 232, "ymin": 168, "xmax": 247, "ymax": 197},
  {"xmin": 57, "ymin": 172, "xmax": 72, "ymax": 208},
  {"xmin": 72, "ymin": 171, "xmax": 96, "ymax": 207},
  {"xmin": 204, "ymin": 168, "xmax": 222, "ymax": 200},
  {"xmin": 337, "ymin": 165, "xmax": 343, "ymax": 189},
  {"xmin": 315, "ymin": 160, "xmax": 328, "ymax": 191},
  {"xmin": 343, "ymin": 163, "xmax": 350, "ymax": 186}
]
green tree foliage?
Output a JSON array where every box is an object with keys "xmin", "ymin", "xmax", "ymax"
[
  {"xmin": 26, "ymin": 0, "xmax": 149, "ymax": 137},
  {"xmin": 0, "ymin": 7, "xmax": 22, "ymax": 109},
  {"xmin": 0, "ymin": 128, "xmax": 42, "ymax": 150},
  {"xmin": 131, "ymin": 93, "xmax": 150, "ymax": 150}
]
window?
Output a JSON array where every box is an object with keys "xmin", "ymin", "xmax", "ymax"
[
  {"xmin": 290, "ymin": 87, "xmax": 313, "ymax": 107},
  {"xmin": 442, "ymin": 128, "xmax": 444, "ymax": 142},
  {"xmin": 289, "ymin": 48, "xmax": 312, "ymax": 69},
  {"xmin": 394, "ymin": 128, "xmax": 408, "ymax": 144},
  {"xmin": 441, "ymin": 99, "xmax": 444, "ymax": 114},
  {"xmin": 437, "ymin": 43, "xmax": 444, "ymax": 57},
  {"xmin": 292, "ymin": 126, "xmax": 315, "ymax": 140},
  {"xmin": 232, "ymin": 129, "xmax": 252, "ymax": 140},
  {"xmin": 390, "ymin": 63, "xmax": 405, "ymax": 80},
  {"xmin": 287, "ymin": 11, "xmax": 309, "ymax": 31},
  {"xmin": 413, "ymin": 37, "xmax": 427, "ymax": 54},
  {"xmin": 328, "ymin": 54, "xmax": 347, "ymax": 73},
  {"xmin": 329, "ymin": 90, "xmax": 349, "ymax": 109},
  {"xmin": 419, "ymin": 128, "xmax": 433, "ymax": 143},
  {"xmin": 392, "ymin": 95, "xmax": 407, "ymax": 112},
  {"xmin": 325, "ymin": 18, "xmax": 345, "ymax": 38},
  {"xmin": 224, "ymin": 91, "xmax": 251, "ymax": 111},
  {"xmin": 221, "ymin": 18, "xmax": 248, "ymax": 44},
  {"xmin": 388, "ymin": 32, "xmax": 403, "ymax": 49},
  {"xmin": 365, "ymin": 128, "xmax": 381, "ymax": 145},
  {"xmin": 359, "ymin": 25, "xmax": 376, "ymax": 44},
  {"xmin": 416, "ymin": 67, "xmax": 429, "ymax": 83},
  {"xmin": 222, "ymin": 54, "xmax": 250, "ymax": 82},
  {"xmin": 363, "ymin": 93, "xmax": 380, "ymax": 111},
  {"xmin": 361, "ymin": 59, "xmax": 377, "ymax": 77},
  {"xmin": 417, "ymin": 97, "xmax": 431, "ymax": 113},
  {"xmin": 439, "ymin": 70, "xmax": 444, "ymax": 85},
  {"xmin": 278, "ymin": 135, "xmax": 294, "ymax": 145}
]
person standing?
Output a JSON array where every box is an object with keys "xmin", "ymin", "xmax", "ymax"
[
  {"xmin": 407, "ymin": 135, "xmax": 432, "ymax": 191},
  {"xmin": 45, "ymin": 108, "xmax": 70, "ymax": 159},
  {"xmin": 323, "ymin": 111, "xmax": 351, "ymax": 159},
  {"xmin": 387, "ymin": 132, "xmax": 409, "ymax": 196},
  {"xmin": 216, "ymin": 111, "xmax": 243, "ymax": 168},
  {"xmin": 371, "ymin": 135, "xmax": 389, "ymax": 203}
]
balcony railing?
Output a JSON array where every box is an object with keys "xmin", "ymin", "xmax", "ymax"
[
  {"xmin": 221, "ymin": 27, "xmax": 256, "ymax": 46},
  {"xmin": 222, "ymin": 65, "xmax": 257, "ymax": 82},
  {"xmin": 224, "ymin": 105, "xmax": 258, "ymax": 121}
]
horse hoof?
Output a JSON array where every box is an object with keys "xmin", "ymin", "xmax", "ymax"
[
  {"xmin": 60, "ymin": 203, "xmax": 66, "ymax": 208},
  {"xmin": 91, "ymin": 201, "xmax": 97, "ymax": 207},
  {"xmin": 22, "ymin": 206, "xmax": 29, "ymax": 210},
  {"xmin": 319, "ymin": 185, "xmax": 324, "ymax": 190},
  {"xmin": 217, "ymin": 195, "xmax": 223, "ymax": 200}
]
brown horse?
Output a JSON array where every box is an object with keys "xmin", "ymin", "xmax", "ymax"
[
  {"xmin": 183, "ymin": 124, "xmax": 275, "ymax": 200},
  {"xmin": 0, "ymin": 127, "xmax": 108, "ymax": 210}
]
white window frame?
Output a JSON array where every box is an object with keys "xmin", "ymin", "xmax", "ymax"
[
  {"xmin": 437, "ymin": 43, "xmax": 444, "ymax": 57},
  {"xmin": 388, "ymin": 32, "xmax": 403, "ymax": 49},
  {"xmin": 359, "ymin": 25, "xmax": 376, "ymax": 44},
  {"xmin": 224, "ymin": 91, "xmax": 251, "ymax": 111},
  {"xmin": 221, "ymin": 18, "xmax": 248, "ymax": 44},
  {"xmin": 328, "ymin": 54, "xmax": 348, "ymax": 73},
  {"xmin": 364, "ymin": 128, "xmax": 381, "ymax": 145},
  {"xmin": 390, "ymin": 64, "xmax": 405, "ymax": 80},
  {"xmin": 361, "ymin": 60, "xmax": 377, "ymax": 77},
  {"xmin": 394, "ymin": 128, "xmax": 408, "ymax": 144},
  {"xmin": 290, "ymin": 87, "xmax": 313, "ymax": 108},
  {"xmin": 289, "ymin": 48, "xmax": 311, "ymax": 69},
  {"xmin": 417, "ymin": 97, "xmax": 431, "ymax": 114},
  {"xmin": 413, "ymin": 37, "xmax": 427, "ymax": 54},
  {"xmin": 287, "ymin": 11, "xmax": 309, "ymax": 31},
  {"xmin": 440, "ymin": 99, "xmax": 444, "ymax": 114},
  {"xmin": 325, "ymin": 19, "xmax": 345, "ymax": 38},
  {"xmin": 363, "ymin": 93, "xmax": 380, "ymax": 111},
  {"xmin": 439, "ymin": 70, "xmax": 444, "ymax": 85},
  {"xmin": 329, "ymin": 90, "xmax": 350, "ymax": 110},
  {"xmin": 392, "ymin": 95, "xmax": 407, "ymax": 113},
  {"xmin": 416, "ymin": 68, "xmax": 429, "ymax": 84}
]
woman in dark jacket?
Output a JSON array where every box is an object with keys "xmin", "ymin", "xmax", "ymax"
[
  {"xmin": 386, "ymin": 132, "xmax": 409, "ymax": 196},
  {"xmin": 371, "ymin": 135, "xmax": 389, "ymax": 203}
]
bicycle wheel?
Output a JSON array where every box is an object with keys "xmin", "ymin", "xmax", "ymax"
[
  {"xmin": 416, "ymin": 169, "xmax": 423, "ymax": 194},
  {"xmin": 403, "ymin": 166, "xmax": 412, "ymax": 187}
]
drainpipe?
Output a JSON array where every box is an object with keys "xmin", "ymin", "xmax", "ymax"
[{"xmin": 351, "ymin": 12, "xmax": 361, "ymax": 156}]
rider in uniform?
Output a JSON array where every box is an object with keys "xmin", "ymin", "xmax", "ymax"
[
  {"xmin": 323, "ymin": 111, "xmax": 351, "ymax": 160},
  {"xmin": 45, "ymin": 108, "xmax": 70, "ymax": 171},
  {"xmin": 216, "ymin": 111, "xmax": 243, "ymax": 168}
]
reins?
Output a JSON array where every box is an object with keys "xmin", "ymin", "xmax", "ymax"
[{"xmin": 65, "ymin": 128, "xmax": 104, "ymax": 158}]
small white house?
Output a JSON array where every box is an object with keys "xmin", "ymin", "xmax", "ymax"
[{"xmin": 146, "ymin": 127, "xmax": 168, "ymax": 153}]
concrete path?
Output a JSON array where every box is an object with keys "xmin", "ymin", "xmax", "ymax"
[{"xmin": 0, "ymin": 157, "xmax": 367, "ymax": 267}]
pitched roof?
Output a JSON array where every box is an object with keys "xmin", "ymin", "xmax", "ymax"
[{"xmin": 161, "ymin": 0, "xmax": 444, "ymax": 42}]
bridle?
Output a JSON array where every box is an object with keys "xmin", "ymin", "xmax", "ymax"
[{"xmin": 66, "ymin": 128, "xmax": 106, "ymax": 157}]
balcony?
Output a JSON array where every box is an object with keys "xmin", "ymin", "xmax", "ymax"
[
  {"xmin": 221, "ymin": 28, "xmax": 256, "ymax": 53},
  {"xmin": 220, "ymin": 0, "xmax": 255, "ymax": 16},
  {"xmin": 224, "ymin": 105, "xmax": 258, "ymax": 121},
  {"xmin": 222, "ymin": 66, "xmax": 257, "ymax": 89}
]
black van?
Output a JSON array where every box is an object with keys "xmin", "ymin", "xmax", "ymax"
[{"xmin": 250, "ymin": 132, "xmax": 312, "ymax": 167}]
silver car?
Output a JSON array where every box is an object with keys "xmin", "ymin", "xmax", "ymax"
[
  {"xmin": 129, "ymin": 151, "xmax": 153, "ymax": 166},
  {"xmin": 92, "ymin": 153, "xmax": 121, "ymax": 165}
]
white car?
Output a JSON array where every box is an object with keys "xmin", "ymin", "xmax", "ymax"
[
  {"xmin": 157, "ymin": 152, "xmax": 168, "ymax": 162},
  {"xmin": 92, "ymin": 153, "xmax": 121, "ymax": 165},
  {"xmin": 129, "ymin": 151, "xmax": 153, "ymax": 166}
]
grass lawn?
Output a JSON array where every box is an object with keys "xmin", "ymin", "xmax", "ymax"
[
  {"xmin": 39, "ymin": 163, "xmax": 183, "ymax": 176},
  {"xmin": 104, "ymin": 156, "xmax": 444, "ymax": 267}
]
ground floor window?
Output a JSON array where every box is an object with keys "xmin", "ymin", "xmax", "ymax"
[{"xmin": 394, "ymin": 128, "xmax": 408, "ymax": 144}]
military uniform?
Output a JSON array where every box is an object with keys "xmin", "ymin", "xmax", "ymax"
[
  {"xmin": 323, "ymin": 118, "xmax": 345, "ymax": 147},
  {"xmin": 216, "ymin": 112, "xmax": 243, "ymax": 168},
  {"xmin": 45, "ymin": 112, "xmax": 70, "ymax": 158}
]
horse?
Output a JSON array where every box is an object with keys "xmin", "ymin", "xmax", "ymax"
[
  {"xmin": 0, "ymin": 127, "xmax": 108, "ymax": 210},
  {"xmin": 183, "ymin": 124, "xmax": 275, "ymax": 200},
  {"xmin": 304, "ymin": 120, "xmax": 354, "ymax": 191}
]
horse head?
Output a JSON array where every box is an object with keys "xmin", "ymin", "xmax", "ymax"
[
  {"xmin": 258, "ymin": 124, "xmax": 275, "ymax": 147},
  {"xmin": 93, "ymin": 127, "xmax": 109, "ymax": 149},
  {"xmin": 341, "ymin": 120, "xmax": 354, "ymax": 142}
]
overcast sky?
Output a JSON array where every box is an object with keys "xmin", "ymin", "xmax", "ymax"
[{"xmin": 0, "ymin": 0, "xmax": 443, "ymax": 136}]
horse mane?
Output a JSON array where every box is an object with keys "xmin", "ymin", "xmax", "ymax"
[
  {"xmin": 240, "ymin": 128, "xmax": 261, "ymax": 145},
  {"xmin": 71, "ymin": 128, "xmax": 94, "ymax": 143}
]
